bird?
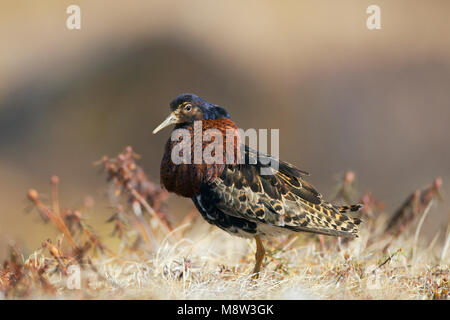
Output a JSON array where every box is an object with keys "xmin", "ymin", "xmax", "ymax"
[{"xmin": 153, "ymin": 93, "xmax": 363, "ymax": 277}]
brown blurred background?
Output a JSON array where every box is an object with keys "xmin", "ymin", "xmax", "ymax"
[{"xmin": 1, "ymin": 0, "xmax": 449, "ymax": 259}]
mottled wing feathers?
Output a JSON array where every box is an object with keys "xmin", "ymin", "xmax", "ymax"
[
  {"xmin": 204, "ymin": 147, "xmax": 362, "ymax": 238},
  {"xmin": 245, "ymin": 145, "xmax": 310, "ymax": 177}
]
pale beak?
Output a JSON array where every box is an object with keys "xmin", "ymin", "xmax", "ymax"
[{"xmin": 152, "ymin": 112, "xmax": 179, "ymax": 134}]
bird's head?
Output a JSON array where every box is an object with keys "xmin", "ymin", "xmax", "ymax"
[{"xmin": 153, "ymin": 93, "xmax": 230, "ymax": 134}]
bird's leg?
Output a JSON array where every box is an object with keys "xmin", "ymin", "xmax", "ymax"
[{"xmin": 252, "ymin": 235, "xmax": 265, "ymax": 279}]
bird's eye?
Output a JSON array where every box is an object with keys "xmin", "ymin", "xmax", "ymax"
[{"xmin": 184, "ymin": 104, "xmax": 192, "ymax": 111}]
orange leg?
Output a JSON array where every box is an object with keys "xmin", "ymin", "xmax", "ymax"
[{"xmin": 252, "ymin": 235, "xmax": 265, "ymax": 279}]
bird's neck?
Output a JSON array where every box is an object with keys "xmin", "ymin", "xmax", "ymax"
[{"xmin": 160, "ymin": 118, "xmax": 241, "ymax": 197}]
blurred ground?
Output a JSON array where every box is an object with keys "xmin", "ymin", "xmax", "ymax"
[{"xmin": 0, "ymin": 0, "xmax": 449, "ymax": 259}]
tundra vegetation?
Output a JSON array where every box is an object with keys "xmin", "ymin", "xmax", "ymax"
[{"xmin": 0, "ymin": 147, "xmax": 448, "ymax": 299}]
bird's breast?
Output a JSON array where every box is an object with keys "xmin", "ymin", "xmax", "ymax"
[{"xmin": 160, "ymin": 118, "xmax": 241, "ymax": 198}]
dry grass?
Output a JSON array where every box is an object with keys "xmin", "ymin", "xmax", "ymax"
[{"xmin": 0, "ymin": 147, "xmax": 448, "ymax": 300}]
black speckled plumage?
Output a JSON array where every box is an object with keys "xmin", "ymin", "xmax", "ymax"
[{"xmin": 193, "ymin": 145, "xmax": 362, "ymax": 239}]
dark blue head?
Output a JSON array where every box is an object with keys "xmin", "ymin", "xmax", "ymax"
[
  {"xmin": 153, "ymin": 93, "xmax": 230, "ymax": 134},
  {"xmin": 170, "ymin": 93, "xmax": 230, "ymax": 120}
]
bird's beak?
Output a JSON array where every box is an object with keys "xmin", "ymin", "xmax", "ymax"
[{"xmin": 152, "ymin": 112, "xmax": 179, "ymax": 134}]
